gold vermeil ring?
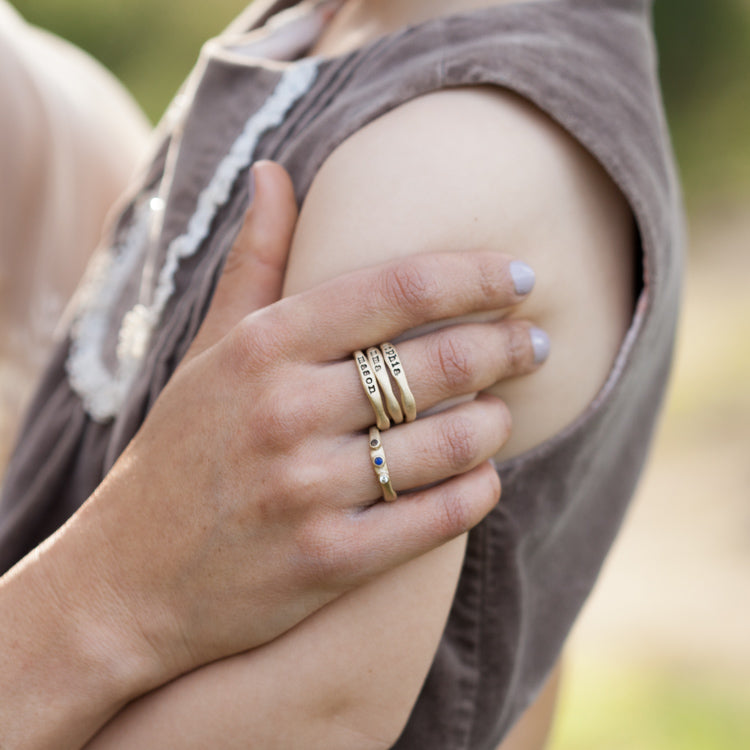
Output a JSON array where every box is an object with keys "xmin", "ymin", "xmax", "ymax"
[
  {"xmin": 379, "ymin": 342, "xmax": 416, "ymax": 422},
  {"xmin": 353, "ymin": 350, "xmax": 390, "ymax": 430},
  {"xmin": 368, "ymin": 426, "xmax": 397, "ymax": 502},
  {"xmin": 366, "ymin": 346, "xmax": 404, "ymax": 424}
]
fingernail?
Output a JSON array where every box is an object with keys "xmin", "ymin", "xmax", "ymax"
[
  {"xmin": 530, "ymin": 327, "xmax": 550, "ymax": 364},
  {"xmin": 510, "ymin": 261, "xmax": 535, "ymax": 296},
  {"xmin": 247, "ymin": 164, "xmax": 256, "ymax": 206}
]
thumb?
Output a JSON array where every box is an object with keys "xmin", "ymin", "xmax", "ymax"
[{"xmin": 185, "ymin": 160, "xmax": 298, "ymax": 361}]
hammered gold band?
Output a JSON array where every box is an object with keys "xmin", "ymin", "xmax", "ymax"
[
  {"xmin": 366, "ymin": 346, "xmax": 404, "ymax": 424},
  {"xmin": 369, "ymin": 427, "xmax": 397, "ymax": 502},
  {"xmin": 380, "ymin": 342, "xmax": 417, "ymax": 422},
  {"xmin": 354, "ymin": 350, "xmax": 390, "ymax": 430}
]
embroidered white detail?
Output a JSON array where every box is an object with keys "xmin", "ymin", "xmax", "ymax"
[
  {"xmin": 66, "ymin": 200, "xmax": 153, "ymax": 421},
  {"xmin": 66, "ymin": 59, "xmax": 319, "ymax": 422}
]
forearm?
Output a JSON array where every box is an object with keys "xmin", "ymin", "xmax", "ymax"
[
  {"xmin": 86, "ymin": 540, "xmax": 561, "ymax": 750},
  {"xmin": 0, "ymin": 504, "xmax": 162, "ymax": 749},
  {"xmin": 86, "ymin": 538, "xmax": 468, "ymax": 749}
]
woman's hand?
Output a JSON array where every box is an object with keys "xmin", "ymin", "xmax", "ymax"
[
  {"xmin": 89, "ymin": 162, "xmax": 544, "ymax": 679},
  {"xmin": 0, "ymin": 162, "xmax": 546, "ymax": 749}
]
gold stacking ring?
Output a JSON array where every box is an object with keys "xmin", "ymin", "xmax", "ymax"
[
  {"xmin": 354, "ymin": 351, "xmax": 390, "ymax": 430},
  {"xmin": 366, "ymin": 346, "xmax": 404, "ymax": 424},
  {"xmin": 369, "ymin": 426, "xmax": 397, "ymax": 502},
  {"xmin": 379, "ymin": 342, "xmax": 416, "ymax": 422}
]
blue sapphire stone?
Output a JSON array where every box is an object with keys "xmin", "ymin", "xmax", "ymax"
[{"xmin": 374, "ymin": 457, "xmax": 384, "ymax": 467}]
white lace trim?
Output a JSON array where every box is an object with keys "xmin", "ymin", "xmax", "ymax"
[
  {"xmin": 66, "ymin": 59, "xmax": 319, "ymax": 422},
  {"xmin": 66, "ymin": 199, "xmax": 153, "ymax": 420}
]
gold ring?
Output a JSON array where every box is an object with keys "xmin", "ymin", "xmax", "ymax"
[
  {"xmin": 368, "ymin": 426, "xmax": 397, "ymax": 502},
  {"xmin": 366, "ymin": 346, "xmax": 404, "ymax": 424},
  {"xmin": 379, "ymin": 342, "xmax": 416, "ymax": 422},
  {"xmin": 353, "ymin": 351, "xmax": 390, "ymax": 430}
]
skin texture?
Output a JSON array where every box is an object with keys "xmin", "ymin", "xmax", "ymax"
[
  {"xmin": 0, "ymin": 163, "xmax": 543, "ymax": 750},
  {"xmin": 0, "ymin": 1, "xmax": 633, "ymax": 747},
  {"xmin": 85, "ymin": 83, "xmax": 633, "ymax": 748}
]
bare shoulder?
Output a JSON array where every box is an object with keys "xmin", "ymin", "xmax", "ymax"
[{"xmin": 285, "ymin": 86, "xmax": 635, "ymax": 458}]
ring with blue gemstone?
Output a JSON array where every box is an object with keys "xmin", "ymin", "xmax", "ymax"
[{"xmin": 368, "ymin": 426, "xmax": 397, "ymax": 502}]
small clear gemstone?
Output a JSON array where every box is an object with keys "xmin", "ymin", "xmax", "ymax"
[
  {"xmin": 379, "ymin": 474, "xmax": 390, "ymax": 484},
  {"xmin": 370, "ymin": 439, "xmax": 379, "ymax": 448}
]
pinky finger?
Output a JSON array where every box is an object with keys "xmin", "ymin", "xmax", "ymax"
[{"xmin": 348, "ymin": 461, "xmax": 501, "ymax": 578}]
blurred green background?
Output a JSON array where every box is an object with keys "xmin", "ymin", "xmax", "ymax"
[
  {"xmin": 10, "ymin": 0, "xmax": 750, "ymax": 208},
  {"xmin": 7, "ymin": 1, "xmax": 750, "ymax": 748}
]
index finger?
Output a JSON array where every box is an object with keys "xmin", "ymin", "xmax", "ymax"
[{"xmin": 273, "ymin": 252, "xmax": 535, "ymax": 359}]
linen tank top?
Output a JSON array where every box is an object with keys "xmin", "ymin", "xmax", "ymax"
[{"xmin": 0, "ymin": 1, "xmax": 683, "ymax": 746}]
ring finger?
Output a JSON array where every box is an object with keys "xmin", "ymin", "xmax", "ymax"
[{"xmin": 335, "ymin": 393, "xmax": 511, "ymax": 503}]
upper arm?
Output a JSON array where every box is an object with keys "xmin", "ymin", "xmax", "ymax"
[
  {"xmin": 285, "ymin": 86, "xmax": 634, "ymax": 457},
  {"xmin": 85, "ymin": 86, "xmax": 634, "ymax": 748},
  {"xmin": 277, "ymin": 85, "xmax": 633, "ymax": 736}
]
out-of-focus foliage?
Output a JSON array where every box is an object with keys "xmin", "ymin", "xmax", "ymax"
[
  {"xmin": 9, "ymin": 0, "xmax": 750, "ymax": 204},
  {"xmin": 551, "ymin": 663, "xmax": 750, "ymax": 750},
  {"xmin": 654, "ymin": 0, "xmax": 746, "ymax": 115},
  {"xmin": 653, "ymin": 0, "xmax": 750, "ymax": 205},
  {"xmin": 9, "ymin": 0, "xmax": 247, "ymax": 122}
]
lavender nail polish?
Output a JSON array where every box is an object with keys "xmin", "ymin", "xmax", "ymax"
[
  {"xmin": 530, "ymin": 327, "xmax": 550, "ymax": 364},
  {"xmin": 510, "ymin": 261, "xmax": 535, "ymax": 296}
]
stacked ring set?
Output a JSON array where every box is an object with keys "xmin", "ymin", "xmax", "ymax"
[{"xmin": 353, "ymin": 342, "xmax": 416, "ymax": 502}]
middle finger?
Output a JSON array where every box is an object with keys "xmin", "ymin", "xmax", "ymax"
[{"xmin": 312, "ymin": 318, "xmax": 548, "ymax": 434}]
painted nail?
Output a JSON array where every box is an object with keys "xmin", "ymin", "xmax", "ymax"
[
  {"xmin": 509, "ymin": 260, "xmax": 535, "ymax": 296},
  {"xmin": 530, "ymin": 327, "xmax": 550, "ymax": 365},
  {"xmin": 247, "ymin": 165, "xmax": 256, "ymax": 206}
]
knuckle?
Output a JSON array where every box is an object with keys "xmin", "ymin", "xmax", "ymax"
[
  {"xmin": 480, "ymin": 459, "xmax": 503, "ymax": 503},
  {"xmin": 250, "ymin": 485, "xmax": 289, "ymax": 525},
  {"xmin": 495, "ymin": 399, "xmax": 513, "ymax": 441},
  {"xmin": 221, "ymin": 242, "xmax": 245, "ymax": 279},
  {"xmin": 438, "ymin": 415, "xmax": 480, "ymax": 471},
  {"xmin": 471, "ymin": 464, "xmax": 503, "ymax": 519},
  {"xmin": 238, "ymin": 210, "xmax": 273, "ymax": 256},
  {"xmin": 380, "ymin": 261, "xmax": 438, "ymax": 317},
  {"xmin": 255, "ymin": 389, "xmax": 318, "ymax": 451},
  {"xmin": 505, "ymin": 322, "xmax": 533, "ymax": 371},
  {"xmin": 295, "ymin": 518, "xmax": 356, "ymax": 586},
  {"xmin": 433, "ymin": 465, "xmax": 503, "ymax": 540},
  {"xmin": 435, "ymin": 490, "xmax": 471, "ymax": 538},
  {"xmin": 477, "ymin": 254, "xmax": 503, "ymax": 302},
  {"xmin": 482, "ymin": 397, "xmax": 512, "ymax": 450},
  {"xmin": 490, "ymin": 465, "xmax": 503, "ymax": 501},
  {"xmin": 226, "ymin": 312, "xmax": 287, "ymax": 374},
  {"xmin": 472, "ymin": 252, "xmax": 512, "ymax": 305},
  {"xmin": 434, "ymin": 334, "xmax": 476, "ymax": 391}
]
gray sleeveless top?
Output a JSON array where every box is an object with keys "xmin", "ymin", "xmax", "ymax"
[{"xmin": 0, "ymin": 1, "xmax": 682, "ymax": 746}]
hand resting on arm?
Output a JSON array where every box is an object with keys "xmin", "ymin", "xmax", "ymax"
[
  {"xmin": 0, "ymin": 161, "xmax": 542, "ymax": 750},
  {"xmin": 85, "ymin": 87, "xmax": 633, "ymax": 749}
]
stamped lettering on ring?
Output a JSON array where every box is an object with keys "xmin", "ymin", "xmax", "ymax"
[
  {"xmin": 380, "ymin": 341, "xmax": 416, "ymax": 422},
  {"xmin": 381, "ymin": 343, "xmax": 402, "ymax": 375},
  {"xmin": 368, "ymin": 347, "xmax": 385, "ymax": 374},
  {"xmin": 356, "ymin": 353, "xmax": 378, "ymax": 396}
]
